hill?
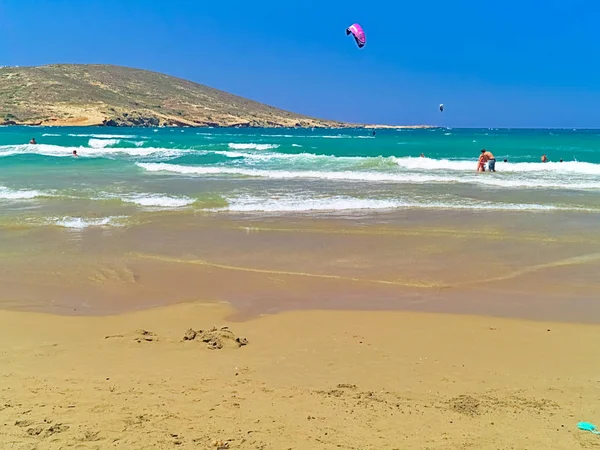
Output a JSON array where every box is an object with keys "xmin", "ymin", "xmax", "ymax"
[{"xmin": 0, "ymin": 64, "xmax": 349, "ymax": 128}]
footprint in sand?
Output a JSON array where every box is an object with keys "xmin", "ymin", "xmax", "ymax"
[
  {"xmin": 182, "ymin": 327, "xmax": 248, "ymax": 350},
  {"xmin": 134, "ymin": 329, "xmax": 158, "ymax": 343}
]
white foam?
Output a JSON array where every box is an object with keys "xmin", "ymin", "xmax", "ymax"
[
  {"xmin": 392, "ymin": 157, "xmax": 600, "ymax": 175},
  {"xmin": 0, "ymin": 186, "xmax": 47, "ymax": 200},
  {"xmin": 292, "ymin": 144, "xmax": 303, "ymax": 148},
  {"xmin": 88, "ymin": 138, "xmax": 121, "ymax": 148},
  {"xmin": 219, "ymin": 194, "xmax": 591, "ymax": 213},
  {"xmin": 42, "ymin": 133, "xmax": 61, "ymax": 137},
  {"xmin": 228, "ymin": 143, "xmax": 280, "ymax": 150},
  {"xmin": 137, "ymin": 163, "xmax": 600, "ymax": 190},
  {"xmin": 53, "ymin": 216, "xmax": 125, "ymax": 229},
  {"xmin": 212, "ymin": 150, "xmax": 336, "ymax": 162},
  {"xmin": 392, "ymin": 157, "xmax": 474, "ymax": 171},
  {"xmin": 123, "ymin": 194, "xmax": 195, "ymax": 208},
  {"xmin": 0, "ymin": 144, "xmax": 183, "ymax": 158},
  {"xmin": 137, "ymin": 163, "xmax": 440, "ymax": 182},
  {"xmin": 68, "ymin": 134, "xmax": 136, "ymax": 139},
  {"xmin": 225, "ymin": 195, "xmax": 403, "ymax": 212}
]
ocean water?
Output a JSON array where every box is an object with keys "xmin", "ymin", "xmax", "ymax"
[{"xmin": 1, "ymin": 126, "xmax": 600, "ymax": 229}]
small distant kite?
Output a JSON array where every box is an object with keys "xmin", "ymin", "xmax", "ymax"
[
  {"xmin": 346, "ymin": 23, "xmax": 366, "ymax": 48},
  {"xmin": 439, "ymin": 104, "xmax": 444, "ymax": 112}
]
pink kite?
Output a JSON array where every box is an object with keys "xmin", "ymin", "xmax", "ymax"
[{"xmin": 346, "ymin": 23, "xmax": 366, "ymax": 48}]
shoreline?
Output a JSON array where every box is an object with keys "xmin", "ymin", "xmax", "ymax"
[
  {"xmin": 0, "ymin": 122, "xmax": 436, "ymax": 129},
  {"xmin": 1, "ymin": 301, "xmax": 598, "ymax": 449}
]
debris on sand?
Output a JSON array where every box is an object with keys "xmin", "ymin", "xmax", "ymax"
[
  {"xmin": 182, "ymin": 327, "xmax": 248, "ymax": 350},
  {"xmin": 104, "ymin": 334, "xmax": 124, "ymax": 340},
  {"xmin": 27, "ymin": 426, "xmax": 44, "ymax": 436},
  {"xmin": 47, "ymin": 423, "xmax": 70, "ymax": 435},
  {"xmin": 183, "ymin": 328, "xmax": 197, "ymax": 341},
  {"xmin": 25, "ymin": 423, "xmax": 70, "ymax": 436},
  {"xmin": 134, "ymin": 329, "xmax": 157, "ymax": 343},
  {"xmin": 449, "ymin": 395, "xmax": 481, "ymax": 416}
]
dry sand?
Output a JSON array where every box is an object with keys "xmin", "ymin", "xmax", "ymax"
[{"xmin": 1, "ymin": 302, "xmax": 599, "ymax": 449}]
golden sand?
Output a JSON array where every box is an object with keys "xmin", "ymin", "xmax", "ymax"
[{"xmin": 1, "ymin": 302, "xmax": 599, "ymax": 449}]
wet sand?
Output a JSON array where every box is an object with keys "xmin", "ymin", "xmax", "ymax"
[
  {"xmin": 1, "ymin": 302, "xmax": 600, "ymax": 449},
  {"xmin": 0, "ymin": 209, "xmax": 599, "ymax": 322}
]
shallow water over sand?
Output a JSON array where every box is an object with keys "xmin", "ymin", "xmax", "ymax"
[{"xmin": 1, "ymin": 209, "xmax": 599, "ymax": 323}]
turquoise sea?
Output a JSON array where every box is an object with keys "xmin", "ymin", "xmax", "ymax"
[{"xmin": 1, "ymin": 126, "xmax": 600, "ymax": 228}]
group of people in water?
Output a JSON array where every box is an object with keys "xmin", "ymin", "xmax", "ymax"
[
  {"xmin": 29, "ymin": 137, "xmax": 78, "ymax": 156},
  {"xmin": 27, "ymin": 136, "xmax": 565, "ymax": 166},
  {"xmin": 417, "ymin": 148, "xmax": 563, "ymax": 173},
  {"xmin": 476, "ymin": 150, "xmax": 563, "ymax": 172}
]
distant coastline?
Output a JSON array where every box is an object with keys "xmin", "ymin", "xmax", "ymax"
[
  {"xmin": 0, "ymin": 64, "xmax": 434, "ymax": 130},
  {"xmin": 0, "ymin": 121, "xmax": 435, "ymax": 129}
]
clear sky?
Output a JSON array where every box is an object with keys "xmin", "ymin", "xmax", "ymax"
[{"xmin": 1, "ymin": 0, "xmax": 598, "ymax": 127}]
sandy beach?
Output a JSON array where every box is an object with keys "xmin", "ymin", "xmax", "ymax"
[{"xmin": 1, "ymin": 302, "xmax": 599, "ymax": 449}]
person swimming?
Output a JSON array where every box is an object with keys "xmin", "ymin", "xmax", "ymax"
[
  {"xmin": 420, "ymin": 153, "xmax": 425, "ymax": 158},
  {"xmin": 72, "ymin": 150, "xmax": 78, "ymax": 157},
  {"xmin": 541, "ymin": 154, "xmax": 548, "ymax": 163},
  {"xmin": 29, "ymin": 138, "xmax": 37, "ymax": 145}
]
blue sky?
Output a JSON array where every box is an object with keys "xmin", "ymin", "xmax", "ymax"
[{"xmin": 1, "ymin": 0, "xmax": 598, "ymax": 127}]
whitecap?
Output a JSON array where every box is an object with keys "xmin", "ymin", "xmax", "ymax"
[
  {"xmin": 227, "ymin": 143, "xmax": 280, "ymax": 150},
  {"xmin": 52, "ymin": 216, "xmax": 126, "ymax": 229},
  {"xmin": 68, "ymin": 134, "xmax": 136, "ymax": 139},
  {"xmin": 137, "ymin": 162, "xmax": 600, "ymax": 190},
  {"xmin": 0, "ymin": 186, "xmax": 48, "ymax": 200},
  {"xmin": 0, "ymin": 143, "xmax": 183, "ymax": 158},
  {"xmin": 217, "ymin": 194, "xmax": 594, "ymax": 213},
  {"xmin": 88, "ymin": 138, "xmax": 121, "ymax": 149},
  {"xmin": 123, "ymin": 194, "xmax": 195, "ymax": 208}
]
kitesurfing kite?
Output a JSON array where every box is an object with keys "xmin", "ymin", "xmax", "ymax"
[
  {"xmin": 346, "ymin": 23, "xmax": 366, "ymax": 48},
  {"xmin": 439, "ymin": 104, "xmax": 444, "ymax": 112}
]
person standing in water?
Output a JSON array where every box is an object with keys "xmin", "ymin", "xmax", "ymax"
[
  {"xmin": 483, "ymin": 149, "xmax": 496, "ymax": 172},
  {"xmin": 29, "ymin": 138, "xmax": 37, "ymax": 145},
  {"xmin": 478, "ymin": 149, "xmax": 496, "ymax": 172},
  {"xmin": 541, "ymin": 154, "xmax": 548, "ymax": 163},
  {"xmin": 477, "ymin": 152, "xmax": 486, "ymax": 172}
]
